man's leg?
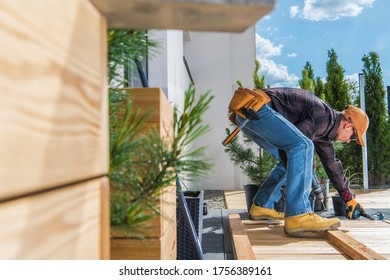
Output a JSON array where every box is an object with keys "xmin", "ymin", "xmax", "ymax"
[
  {"xmin": 237, "ymin": 105, "xmax": 340, "ymax": 233},
  {"xmin": 238, "ymin": 125, "xmax": 286, "ymax": 209},
  {"xmin": 253, "ymin": 162, "xmax": 286, "ymax": 208},
  {"xmin": 238, "ymin": 105, "xmax": 313, "ymax": 216}
]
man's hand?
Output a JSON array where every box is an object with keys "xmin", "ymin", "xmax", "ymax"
[{"xmin": 345, "ymin": 198, "xmax": 365, "ymax": 219}]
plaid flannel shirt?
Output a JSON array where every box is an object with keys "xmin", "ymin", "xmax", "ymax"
[{"xmin": 264, "ymin": 87, "xmax": 353, "ymax": 201}]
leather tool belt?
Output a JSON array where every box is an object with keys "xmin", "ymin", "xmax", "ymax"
[{"xmin": 228, "ymin": 87, "xmax": 271, "ymax": 125}]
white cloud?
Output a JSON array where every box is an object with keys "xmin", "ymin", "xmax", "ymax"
[
  {"xmin": 255, "ymin": 57, "xmax": 299, "ymax": 87},
  {"xmin": 290, "ymin": 0, "xmax": 375, "ymax": 21},
  {"xmin": 290, "ymin": 6, "xmax": 300, "ymax": 17},
  {"xmin": 255, "ymin": 33, "xmax": 299, "ymax": 87},
  {"xmin": 255, "ymin": 33, "xmax": 283, "ymax": 58},
  {"xmin": 345, "ymin": 73, "xmax": 359, "ymax": 84},
  {"xmin": 287, "ymin": 53, "xmax": 298, "ymax": 58}
]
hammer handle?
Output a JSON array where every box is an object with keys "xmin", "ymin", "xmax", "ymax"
[
  {"xmin": 222, "ymin": 117, "xmax": 251, "ymax": 146},
  {"xmin": 222, "ymin": 127, "xmax": 240, "ymax": 146}
]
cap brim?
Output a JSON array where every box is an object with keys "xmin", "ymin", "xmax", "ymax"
[{"xmin": 357, "ymin": 133, "xmax": 366, "ymax": 147}]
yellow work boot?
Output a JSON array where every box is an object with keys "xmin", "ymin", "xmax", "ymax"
[
  {"xmin": 284, "ymin": 213, "xmax": 340, "ymax": 235},
  {"xmin": 249, "ymin": 203, "xmax": 284, "ymax": 220}
]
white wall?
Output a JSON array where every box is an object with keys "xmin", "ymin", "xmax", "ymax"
[
  {"xmin": 149, "ymin": 27, "xmax": 256, "ymax": 191},
  {"xmin": 148, "ymin": 30, "xmax": 190, "ymax": 112},
  {"xmin": 184, "ymin": 27, "xmax": 256, "ymax": 190}
]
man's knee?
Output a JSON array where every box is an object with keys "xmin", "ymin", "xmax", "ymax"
[{"xmin": 290, "ymin": 137, "xmax": 314, "ymax": 156}]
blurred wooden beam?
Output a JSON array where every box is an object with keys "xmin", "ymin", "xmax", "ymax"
[
  {"xmin": 90, "ymin": 0, "xmax": 275, "ymax": 32},
  {"xmin": 321, "ymin": 230, "xmax": 387, "ymax": 260},
  {"xmin": 228, "ymin": 213, "xmax": 256, "ymax": 260}
]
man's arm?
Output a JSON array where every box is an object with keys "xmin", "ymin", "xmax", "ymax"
[{"xmin": 314, "ymin": 140, "xmax": 353, "ymax": 202}]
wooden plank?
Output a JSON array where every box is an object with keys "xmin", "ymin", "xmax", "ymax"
[
  {"xmin": 321, "ymin": 230, "xmax": 387, "ymax": 260},
  {"xmin": 0, "ymin": 178, "xmax": 105, "ymax": 259},
  {"xmin": 124, "ymin": 88, "xmax": 174, "ymax": 140},
  {"xmin": 228, "ymin": 190, "xmax": 390, "ymax": 260},
  {"xmin": 0, "ymin": 0, "xmax": 108, "ymax": 200},
  {"xmin": 100, "ymin": 177, "xmax": 110, "ymax": 260},
  {"xmin": 111, "ymin": 184, "xmax": 176, "ymax": 260},
  {"xmin": 91, "ymin": 0, "xmax": 275, "ymax": 32},
  {"xmin": 255, "ymin": 254, "xmax": 348, "ymax": 260},
  {"xmin": 228, "ymin": 213, "xmax": 256, "ymax": 260},
  {"xmin": 110, "ymin": 185, "xmax": 177, "ymax": 239},
  {"xmin": 336, "ymin": 220, "xmax": 390, "ymax": 257},
  {"xmin": 111, "ymin": 237, "xmax": 165, "ymax": 260},
  {"xmin": 225, "ymin": 190, "xmax": 247, "ymax": 210},
  {"xmin": 244, "ymin": 222, "xmax": 348, "ymax": 260},
  {"xmin": 110, "ymin": 89, "xmax": 176, "ymax": 260},
  {"xmin": 160, "ymin": 200, "xmax": 177, "ymax": 260}
]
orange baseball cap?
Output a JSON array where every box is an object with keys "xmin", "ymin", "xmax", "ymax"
[{"xmin": 343, "ymin": 105, "xmax": 369, "ymax": 147}]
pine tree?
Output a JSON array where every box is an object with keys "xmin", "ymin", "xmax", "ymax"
[
  {"xmin": 325, "ymin": 49, "xmax": 350, "ymax": 110},
  {"xmin": 362, "ymin": 52, "xmax": 390, "ymax": 185},
  {"xmin": 324, "ymin": 49, "xmax": 363, "ymax": 183},
  {"xmin": 314, "ymin": 76, "xmax": 325, "ymax": 100},
  {"xmin": 299, "ymin": 68, "xmax": 315, "ymax": 92},
  {"xmin": 304, "ymin": 61, "xmax": 315, "ymax": 81}
]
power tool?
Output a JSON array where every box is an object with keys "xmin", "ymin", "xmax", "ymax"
[
  {"xmin": 360, "ymin": 211, "xmax": 384, "ymax": 220},
  {"xmin": 345, "ymin": 198, "xmax": 384, "ymax": 220}
]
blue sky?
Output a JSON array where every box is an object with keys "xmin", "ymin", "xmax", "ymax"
[{"xmin": 255, "ymin": 0, "xmax": 390, "ymax": 90}]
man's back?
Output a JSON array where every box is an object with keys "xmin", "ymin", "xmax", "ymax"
[{"xmin": 264, "ymin": 87, "xmax": 339, "ymax": 140}]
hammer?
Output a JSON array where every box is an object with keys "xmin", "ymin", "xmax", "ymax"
[{"xmin": 222, "ymin": 107, "xmax": 258, "ymax": 146}]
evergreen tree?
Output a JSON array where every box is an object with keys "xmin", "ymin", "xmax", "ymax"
[
  {"xmin": 299, "ymin": 68, "xmax": 315, "ymax": 92},
  {"xmin": 325, "ymin": 49, "xmax": 350, "ymax": 110},
  {"xmin": 253, "ymin": 60, "xmax": 266, "ymax": 89},
  {"xmin": 324, "ymin": 49, "xmax": 361, "ymax": 182},
  {"xmin": 362, "ymin": 52, "xmax": 390, "ymax": 185},
  {"xmin": 314, "ymin": 76, "xmax": 325, "ymax": 100},
  {"xmin": 304, "ymin": 61, "xmax": 315, "ymax": 81},
  {"xmin": 299, "ymin": 62, "xmax": 316, "ymax": 92}
]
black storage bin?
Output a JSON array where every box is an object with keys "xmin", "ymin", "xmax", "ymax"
[{"xmin": 176, "ymin": 191, "xmax": 204, "ymax": 260}]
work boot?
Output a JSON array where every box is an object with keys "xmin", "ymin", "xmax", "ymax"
[
  {"xmin": 249, "ymin": 203, "xmax": 284, "ymax": 220},
  {"xmin": 284, "ymin": 213, "xmax": 340, "ymax": 235}
]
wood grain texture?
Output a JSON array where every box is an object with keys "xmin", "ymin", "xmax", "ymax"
[
  {"xmin": 243, "ymin": 221, "xmax": 348, "ymax": 260},
  {"xmin": 224, "ymin": 190, "xmax": 246, "ymax": 209},
  {"xmin": 111, "ymin": 238, "xmax": 164, "ymax": 260},
  {"xmin": 110, "ymin": 185, "xmax": 176, "ymax": 238},
  {"xmin": 100, "ymin": 177, "xmax": 110, "ymax": 260},
  {"xmin": 110, "ymin": 90, "xmax": 176, "ymax": 260},
  {"xmin": 124, "ymin": 88, "xmax": 174, "ymax": 140},
  {"xmin": 336, "ymin": 219, "xmax": 390, "ymax": 259},
  {"xmin": 110, "ymin": 185, "xmax": 177, "ymax": 260},
  {"xmin": 111, "ymin": 89, "xmax": 176, "ymax": 238},
  {"xmin": 225, "ymin": 190, "xmax": 390, "ymax": 260},
  {"xmin": 0, "ymin": 0, "xmax": 108, "ymax": 200},
  {"xmin": 228, "ymin": 213, "xmax": 256, "ymax": 260},
  {"xmin": 322, "ymin": 230, "xmax": 386, "ymax": 260},
  {"xmin": 0, "ymin": 178, "xmax": 105, "ymax": 259}
]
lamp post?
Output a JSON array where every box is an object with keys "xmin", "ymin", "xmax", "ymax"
[{"xmin": 359, "ymin": 73, "xmax": 369, "ymax": 190}]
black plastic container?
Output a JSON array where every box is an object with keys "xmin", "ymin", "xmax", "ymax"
[{"xmin": 331, "ymin": 195, "xmax": 347, "ymax": 216}]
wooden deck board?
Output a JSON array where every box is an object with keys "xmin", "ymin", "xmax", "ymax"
[
  {"xmin": 322, "ymin": 229, "xmax": 387, "ymax": 260},
  {"xmin": 228, "ymin": 213, "xmax": 256, "ymax": 260},
  {"xmin": 224, "ymin": 191, "xmax": 247, "ymax": 210},
  {"xmin": 244, "ymin": 220, "xmax": 348, "ymax": 260},
  {"xmin": 225, "ymin": 189, "xmax": 390, "ymax": 260}
]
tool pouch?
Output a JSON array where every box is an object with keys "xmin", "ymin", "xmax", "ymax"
[{"xmin": 228, "ymin": 87, "xmax": 271, "ymax": 124}]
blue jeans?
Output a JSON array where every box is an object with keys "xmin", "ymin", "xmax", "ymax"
[{"xmin": 237, "ymin": 104, "xmax": 314, "ymax": 217}]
